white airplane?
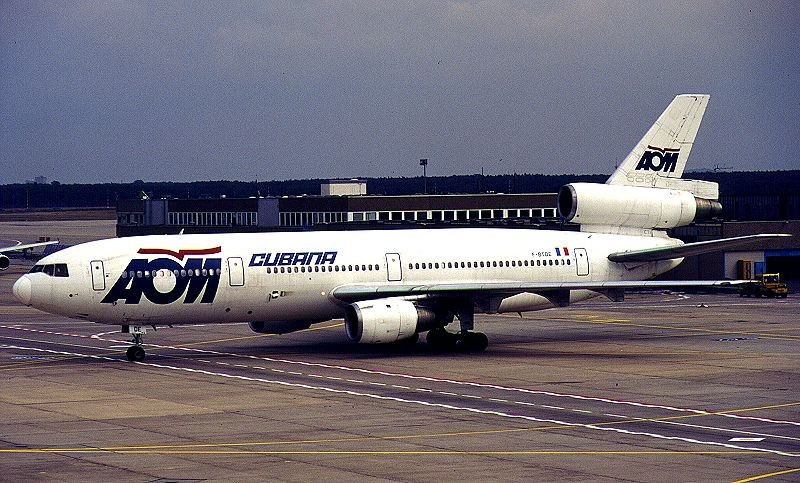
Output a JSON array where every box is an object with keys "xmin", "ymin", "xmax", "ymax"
[
  {"xmin": 0, "ymin": 240, "xmax": 59, "ymax": 271},
  {"xmin": 12, "ymin": 95, "xmax": 787, "ymax": 362}
]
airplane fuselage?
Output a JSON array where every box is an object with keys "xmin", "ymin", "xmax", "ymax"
[{"xmin": 13, "ymin": 228, "xmax": 681, "ymax": 326}]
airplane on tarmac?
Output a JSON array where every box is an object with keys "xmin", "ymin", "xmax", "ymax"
[
  {"xmin": 0, "ymin": 240, "xmax": 59, "ymax": 271},
  {"xmin": 12, "ymin": 95, "xmax": 788, "ymax": 362}
]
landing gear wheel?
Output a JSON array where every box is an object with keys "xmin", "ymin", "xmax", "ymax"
[
  {"xmin": 126, "ymin": 345, "xmax": 146, "ymax": 362},
  {"xmin": 427, "ymin": 327, "xmax": 457, "ymax": 351},
  {"xmin": 427, "ymin": 328, "xmax": 488, "ymax": 352},
  {"xmin": 454, "ymin": 331, "xmax": 489, "ymax": 352}
]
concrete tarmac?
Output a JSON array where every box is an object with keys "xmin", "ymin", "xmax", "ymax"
[{"xmin": 0, "ymin": 222, "xmax": 799, "ymax": 481}]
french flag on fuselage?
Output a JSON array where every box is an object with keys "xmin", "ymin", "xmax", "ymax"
[{"xmin": 554, "ymin": 247, "xmax": 570, "ymax": 257}]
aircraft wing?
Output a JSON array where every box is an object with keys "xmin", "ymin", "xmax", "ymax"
[
  {"xmin": 0, "ymin": 240, "xmax": 59, "ymax": 253},
  {"xmin": 607, "ymin": 234, "xmax": 790, "ymax": 263},
  {"xmin": 331, "ymin": 279, "xmax": 743, "ymax": 304}
]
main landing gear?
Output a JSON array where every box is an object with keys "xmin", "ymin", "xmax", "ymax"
[
  {"xmin": 123, "ymin": 325, "xmax": 146, "ymax": 362},
  {"xmin": 426, "ymin": 327, "xmax": 489, "ymax": 352},
  {"xmin": 425, "ymin": 303, "xmax": 488, "ymax": 352}
]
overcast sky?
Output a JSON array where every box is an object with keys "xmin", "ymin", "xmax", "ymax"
[{"xmin": 2, "ymin": 1, "xmax": 798, "ymax": 184}]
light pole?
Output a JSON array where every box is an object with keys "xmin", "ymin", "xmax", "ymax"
[{"xmin": 420, "ymin": 159, "xmax": 428, "ymax": 194}]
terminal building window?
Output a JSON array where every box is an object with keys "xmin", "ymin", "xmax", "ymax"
[
  {"xmin": 169, "ymin": 211, "xmax": 257, "ymax": 226},
  {"xmin": 278, "ymin": 207, "xmax": 558, "ymax": 227}
]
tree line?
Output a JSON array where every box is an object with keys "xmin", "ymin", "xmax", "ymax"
[{"xmin": 1, "ymin": 171, "xmax": 798, "ymax": 210}]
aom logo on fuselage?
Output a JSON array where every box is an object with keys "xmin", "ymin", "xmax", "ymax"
[
  {"xmin": 101, "ymin": 247, "xmax": 222, "ymax": 305},
  {"xmin": 635, "ymin": 146, "xmax": 680, "ymax": 173}
]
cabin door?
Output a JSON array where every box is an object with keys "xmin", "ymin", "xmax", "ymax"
[
  {"xmin": 385, "ymin": 253, "xmax": 402, "ymax": 282},
  {"xmin": 90, "ymin": 260, "xmax": 105, "ymax": 290},
  {"xmin": 574, "ymin": 248, "xmax": 589, "ymax": 276},
  {"xmin": 227, "ymin": 257, "xmax": 245, "ymax": 286}
]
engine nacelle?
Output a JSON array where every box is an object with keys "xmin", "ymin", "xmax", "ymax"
[
  {"xmin": 248, "ymin": 320, "xmax": 312, "ymax": 334},
  {"xmin": 558, "ymin": 183, "xmax": 721, "ymax": 230},
  {"xmin": 0, "ymin": 255, "xmax": 9, "ymax": 271},
  {"xmin": 345, "ymin": 298, "xmax": 441, "ymax": 344}
]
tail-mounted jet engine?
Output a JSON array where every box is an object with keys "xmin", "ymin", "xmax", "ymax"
[
  {"xmin": 344, "ymin": 298, "xmax": 445, "ymax": 344},
  {"xmin": 558, "ymin": 183, "xmax": 721, "ymax": 230}
]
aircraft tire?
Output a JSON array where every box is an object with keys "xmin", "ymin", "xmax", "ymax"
[
  {"xmin": 126, "ymin": 346, "xmax": 146, "ymax": 362},
  {"xmin": 455, "ymin": 332, "xmax": 489, "ymax": 352},
  {"xmin": 426, "ymin": 328, "xmax": 457, "ymax": 351}
]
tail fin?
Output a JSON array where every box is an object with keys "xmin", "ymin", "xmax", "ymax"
[{"xmin": 607, "ymin": 94, "xmax": 710, "ymax": 187}]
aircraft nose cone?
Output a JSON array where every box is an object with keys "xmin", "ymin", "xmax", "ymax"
[{"xmin": 13, "ymin": 276, "xmax": 32, "ymax": 306}]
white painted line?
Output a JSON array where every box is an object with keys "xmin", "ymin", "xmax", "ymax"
[
  {"xmin": 730, "ymin": 437, "xmax": 765, "ymax": 442},
  {"xmin": 541, "ymin": 405, "xmax": 565, "ymax": 410}
]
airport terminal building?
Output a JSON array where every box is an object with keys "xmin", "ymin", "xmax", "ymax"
[{"xmin": 117, "ymin": 180, "xmax": 559, "ymax": 235}]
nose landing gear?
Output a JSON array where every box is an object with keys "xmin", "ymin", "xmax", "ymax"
[{"xmin": 123, "ymin": 325, "xmax": 147, "ymax": 362}]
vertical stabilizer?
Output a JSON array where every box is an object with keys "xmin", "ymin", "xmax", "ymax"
[{"xmin": 607, "ymin": 94, "xmax": 709, "ymax": 187}]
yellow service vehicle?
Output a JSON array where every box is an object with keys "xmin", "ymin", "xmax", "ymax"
[{"xmin": 739, "ymin": 273, "xmax": 789, "ymax": 298}]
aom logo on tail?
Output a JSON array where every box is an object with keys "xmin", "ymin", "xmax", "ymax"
[
  {"xmin": 636, "ymin": 146, "xmax": 680, "ymax": 173},
  {"xmin": 102, "ymin": 247, "xmax": 222, "ymax": 305}
]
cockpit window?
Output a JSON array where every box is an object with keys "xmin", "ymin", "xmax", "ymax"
[{"xmin": 28, "ymin": 263, "xmax": 69, "ymax": 277}]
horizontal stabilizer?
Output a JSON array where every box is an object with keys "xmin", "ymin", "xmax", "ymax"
[{"xmin": 608, "ymin": 234, "xmax": 790, "ymax": 263}]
